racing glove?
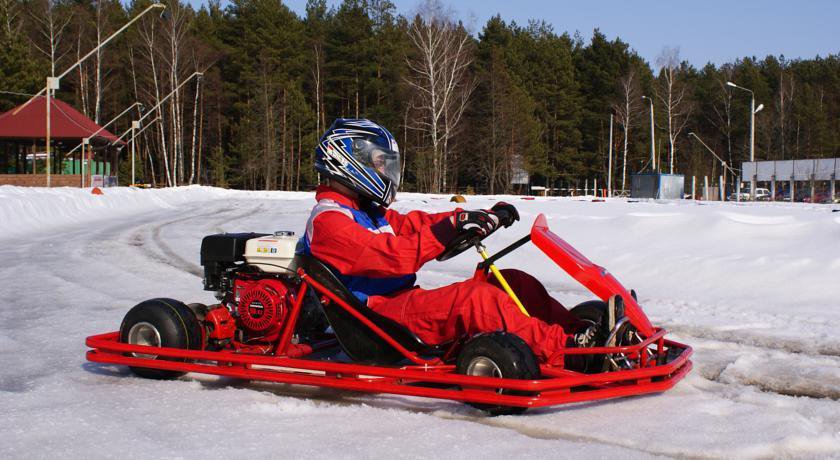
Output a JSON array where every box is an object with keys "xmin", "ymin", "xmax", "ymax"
[
  {"xmin": 488, "ymin": 202, "xmax": 520, "ymax": 228},
  {"xmin": 453, "ymin": 210, "xmax": 500, "ymax": 237}
]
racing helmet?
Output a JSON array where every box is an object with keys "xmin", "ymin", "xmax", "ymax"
[{"xmin": 315, "ymin": 118, "xmax": 401, "ymax": 206}]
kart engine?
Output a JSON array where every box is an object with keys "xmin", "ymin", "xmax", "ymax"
[
  {"xmin": 199, "ymin": 231, "xmax": 329, "ymax": 347},
  {"xmin": 234, "ymin": 278, "xmax": 289, "ymax": 337}
]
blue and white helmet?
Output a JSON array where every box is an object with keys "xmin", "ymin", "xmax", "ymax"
[{"xmin": 315, "ymin": 118, "xmax": 401, "ymax": 206}]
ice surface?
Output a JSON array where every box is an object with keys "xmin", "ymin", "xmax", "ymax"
[{"xmin": 1, "ymin": 186, "xmax": 839, "ymax": 459}]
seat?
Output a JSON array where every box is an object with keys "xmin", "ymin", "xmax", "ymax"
[{"xmin": 294, "ymin": 255, "xmax": 428, "ymax": 363}]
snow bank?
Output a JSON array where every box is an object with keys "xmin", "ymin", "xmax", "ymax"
[{"xmin": 0, "ymin": 185, "xmax": 312, "ymax": 241}]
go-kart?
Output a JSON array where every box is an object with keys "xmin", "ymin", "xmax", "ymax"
[{"xmin": 85, "ymin": 214, "xmax": 692, "ymax": 415}]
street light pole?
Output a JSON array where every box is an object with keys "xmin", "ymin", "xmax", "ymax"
[
  {"xmin": 66, "ymin": 102, "xmax": 143, "ymax": 156},
  {"xmin": 115, "ymin": 117, "xmax": 161, "ymax": 185},
  {"xmin": 642, "ymin": 95, "xmax": 655, "ymax": 172},
  {"xmin": 13, "ymin": 3, "xmax": 166, "ymax": 188},
  {"xmin": 726, "ymin": 81, "xmax": 763, "ymax": 200},
  {"xmin": 131, "ymin": 121, "xmax": 140, "ymax": 185},
  {"xmin": 607, "ymin": 113, "xmax": 613, "ymax": 197}
]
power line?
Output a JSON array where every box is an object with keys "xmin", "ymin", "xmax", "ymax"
[{"xmin": 0, "ymin": 90, "xmax": 37, "ymax": 97}]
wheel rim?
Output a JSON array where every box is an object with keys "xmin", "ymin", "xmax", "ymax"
[
  {"xmin": 466, "ymin": 356, "xmax": 502, "ymax": 378},
  {"xmin": 127, "ymin": 321, "xmax": 161, "ymax": 359},
  {"xmin": 465, "ymin": 356, "xmax": 503, "ymax": 395}
]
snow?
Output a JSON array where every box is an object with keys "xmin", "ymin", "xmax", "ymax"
[{"xmin": 1, "ymin": 185, "xmax": 840, "ymax": 458}]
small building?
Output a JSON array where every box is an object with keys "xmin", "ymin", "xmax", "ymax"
[
  {"xmin": 0, "ymin": 96, "xmax": 123, "ymax": 187},
  {"xmin": 631, "ymin": 173, "xmax": 685, "ymax": 199},
  {"xmin": 741, "ymin": 159, "xmax": 839, "ymax": 202}
]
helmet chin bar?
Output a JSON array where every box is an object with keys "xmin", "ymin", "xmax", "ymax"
[{"xmin": 329, "ymin": 175, "xmax": 395, "ymax": 207}]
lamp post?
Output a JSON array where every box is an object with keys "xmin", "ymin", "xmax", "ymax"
[
  {"xmin": 66, "ymin": 102, "xmax": 143, "ymax": 156},
  {"xmin": 641, "ymin": 95, "xmax": 655, "ymax": 172},
  {"xmin": 131, "ymin": 120, "xmax": 140, "ymax": 185},
  {"xmin": 726, "ymin": 81, "xmax": 764, "ymax": 200},
  {"xmin": 114, "ymin": 117, "xmax": 161, "ymax": 185},
  {"xmin": 607, "ymin": 112, "xmax": 613, "ymax": 197},
  {"xmin": 81, "ymin": 137, "xmax": 89, "ymax": 187},
  {"xmin": 65, "ymin": 102, "xmax": 143, "ymax": 186},
  {"xmin": 122, "ymin": 71, "xmax": 203, "ymax": 187},
  {"xmin": 14, "ymin": 3, "xmax": 166, "ymax": 187},
  {"xmin": 689, "ymin": 132, "xmax": 739, "ymax": 201}
]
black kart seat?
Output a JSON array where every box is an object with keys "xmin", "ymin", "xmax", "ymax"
[{"xmin": 294, "ymin": 255, "xmax": 428, "ymax": 363}]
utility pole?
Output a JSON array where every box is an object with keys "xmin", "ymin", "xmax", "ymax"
[
  {"xmin": 727, "ymin": 81, "xmax": 764, "ymax": 200},
  {"xmin": 607, "ymin": 113, "xmax": 613, "ymax": 197},
  {"xmin": 642, "ymin": 95, "xmax": 655, "ymax": 172},
  {"xmin": 131, "ymin": 121, "xmax": 140, "ymax": 185}
]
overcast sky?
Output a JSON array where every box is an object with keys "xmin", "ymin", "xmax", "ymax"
[{"xmin": 187, "ymin": 0, "xmax": 839, "ymax": 67}]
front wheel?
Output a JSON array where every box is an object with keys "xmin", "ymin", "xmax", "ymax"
[
  {"xmin": 456, "ymin": 332, "xmax": 540, "ymax": 416},
  {"xmin": 569, "ymin": 299, "xmax": 637, "ymax": 373},
  {"xmin": 567, "ymin": 300, "xmax": 610, "ymax": 373},
  {"xmin": 119, "ymin": 298, "xmax": 203, "ymax": 380}
]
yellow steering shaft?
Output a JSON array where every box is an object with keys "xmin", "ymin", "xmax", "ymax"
[{"xmin": 476, "ymin": 243, "xmax": 530, "ymax": 317}]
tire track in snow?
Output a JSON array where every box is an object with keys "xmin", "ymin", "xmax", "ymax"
[
  {"xmin": 128, "ymin": 202, "xmax": 266, "ymax": 277},
  {"xmin": 434, "ymin": 412, "xmax": 685, "ymax": 459},
  {"xmin": 677, "ymin": 334, "xmax": 840, "ymax": 401},
  {"xmin": 664, "ymin": 323, "xmax": 840, "ymax": 358}
]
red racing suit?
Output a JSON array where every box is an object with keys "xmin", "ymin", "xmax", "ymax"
[{"xmin": 301, "ymin": 185, "xmax": 575, "ymax": 360}]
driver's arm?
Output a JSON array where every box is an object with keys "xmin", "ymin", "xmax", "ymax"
[
  {"xmin": 384, "ymin": 208, "xmax": 460, "ymax": 236},
  {"xmin": 308, "ymin": 210, "xmax": 456, "ymax": 277}
]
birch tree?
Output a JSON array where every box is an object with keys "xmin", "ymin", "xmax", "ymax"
[
  {"xmin": 711, "ymin": 67, "xmax": 735, "ymax": 165},
  {"xmin": 28, "ymin": 0, "xmax": 72, "ymax": 77},
  {"xmin": 405, "ymin": 0, "xmax": 474, "ymax": 193},
  {"xmin": 161, "ymin": 1, "xmax": 191, "ymax": 186},
  {"xmin": 613, "ymin": 68, "xmax": 640, "ymax": 192},
  {"xmin": 655, "ymin": 47, "xmax": 691, "ymax": 174},
  {"xmin": 776, "ymin": 61, "xmax": 794, "ymax": 160},
  {"xmin": 93, "ymin": 0, "xmax": 103, "ymax": 124},
  {"xmin": 0, "ymin": 0, "xmax": 19, "ymax": 38}
]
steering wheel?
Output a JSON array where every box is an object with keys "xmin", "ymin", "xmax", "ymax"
[{"xmin": 436, "ymin": 228, "xmax": 487, "ymax": 261}]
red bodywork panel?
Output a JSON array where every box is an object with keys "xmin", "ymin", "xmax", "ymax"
[
  {"xmin": 86, "ymin": 214, "xmax": 691, "ymax": 410},
  {"xmin": 530, "ymin": 214, "xmax": 655, "ymax": 336}
]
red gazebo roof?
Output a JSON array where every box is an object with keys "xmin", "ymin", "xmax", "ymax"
[{"xmin": 0, "ymin": 96, "xmax": 122, "ymax": 144}]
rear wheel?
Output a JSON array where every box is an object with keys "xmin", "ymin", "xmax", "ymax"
[
  {"xmin": 119, "ymin": 298, "xmax": 203, "ymax": 380},
  {"xmin": 456, "ymin": 332, "xmax": 539, "ymax": 416}
]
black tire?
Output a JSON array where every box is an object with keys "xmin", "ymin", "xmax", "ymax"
[
  {"xmin": 568, "ymin": 300, "xmax": 610, "ymax": 373},
  {"xmin": 456, "ymin": 332, "xmax": 540, "ymax": 416},
  {"xmin": 119, "ymin": 298, "xmax": 203, "ymax": 380}
]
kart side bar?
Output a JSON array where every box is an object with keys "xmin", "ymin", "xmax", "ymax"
[{"xmin": 86, "ymin": 331, "xmax": 692, "ymax": 408}]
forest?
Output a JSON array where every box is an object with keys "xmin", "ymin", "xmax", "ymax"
[{"xmin": 1, "ymin": 0, "xmax": 838, "ymax": 193}]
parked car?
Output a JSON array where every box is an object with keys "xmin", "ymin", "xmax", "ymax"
[
  {"xmin": 803, "ymin": 191, "xmax": 834, "ymax": 204},
  {"xmin": 728, "ymin": 187, "xmax": 770, "ymax": 201}
]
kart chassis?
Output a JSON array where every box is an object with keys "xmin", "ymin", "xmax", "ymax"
[{"xmin": 86, "ymin": 214, "xmax": 692, "ymax": 409}]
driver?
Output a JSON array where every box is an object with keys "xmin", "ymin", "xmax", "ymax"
[{"xmin": 298, "ymin": 118, "xmax": 597, "ymax": 363}]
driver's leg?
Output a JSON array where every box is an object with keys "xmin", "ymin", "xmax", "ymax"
[
  {"xmin": 367, "ymin": 279, "xmax": 568, "ymax": 361},
  {"xmin": 486, "ymin": 269, "xmax": 585, "ymax": 332}
]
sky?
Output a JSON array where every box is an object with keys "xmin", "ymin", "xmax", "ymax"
[{"xmin": 187, "ymin": 0, "xmax": 839, "ymax": 68}]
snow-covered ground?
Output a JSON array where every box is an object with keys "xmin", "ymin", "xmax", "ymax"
[{"xmin": 1, "ymin": 185, "xmax": 839, "ymax": 459}]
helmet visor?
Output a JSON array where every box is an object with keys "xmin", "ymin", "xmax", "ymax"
[{"xmin": 352, "ymin": 138, "xmax": 401, "ymax": 189}]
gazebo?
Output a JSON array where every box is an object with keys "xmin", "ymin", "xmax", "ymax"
[{"xmin": 0, "ymin": 96, "xmax": 123, "ymax": 187}]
